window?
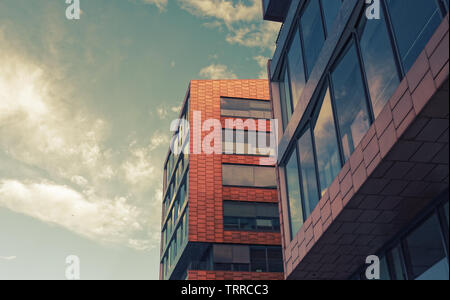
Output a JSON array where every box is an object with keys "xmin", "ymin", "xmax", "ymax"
[
  {"xmin": 222, "ymin": 165, "xmax": 277, "ymax": 188},
  {"xmin": 221, "ymin": 98, "xmax": 272, "ymax": 119},
  {"xmin": 222, "ymin": 129, "xmax": 274, "ymax": 156},
  {"xmin": 223, "ymin": 201, "xmax": 280, "ymax": 231},
  {"xmin": 301, "ymin": 0, "xmax": 326, "ymax": 77},
  {"xmin": 267, "ymin": 247, "xmax": 284, "ymax": 272},
  {"xmin": 298, "ymin": 128, "xmax": 320, "ymax": 218},
  {"xmin": 387, "ymin": 0, "xmax": 443, "ymax": 72},
  {"xmin": 280, "ymin": 66, "xmax": 293, "ymax": 130},
  {"xmin": 444, "ymin": 201, "xmax": 449, "ymax": 228},
  {"xmin": 320, "ymin": 0, "xmax": 342, "ymax": 35},
  {"xmin": 405, "ymin": 213, "xmax": 449, "ymax": 280},
  {"xmin": 390, "ymin": 245, "xmax": 406, "ymax": 280},
  {"xmin": 313, "ymin": 88, "xmax": 341, "ymax": 195},
  {"xmin": 331, "ymin": 43, "xmax": 371, "ymax": 161},
  {"xmin": 379, "ymin": 255, "xmax": 391, "ymax": 280},
  {"xmin": 285, "ymin": 149, "xmax": 304, "ymax": 238},
  {"xmin": 251, "ymin": 247, "xmax": 268, "ymax": 272},
  {"xmin": 358, "ymin": 9, "xmax": 401, "ymax": 118},
  {"xmin": 287, "ymin": 28, "xmax": 306, "ymax": 109}
]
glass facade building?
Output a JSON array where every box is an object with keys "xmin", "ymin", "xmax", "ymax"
[
  {"xmin": 263, "ymin": 0, "xmax": 449, "ymax": 279},
  {"xmin": 160, "ymin": 80, "xmax": 284, "ymax": 280}
]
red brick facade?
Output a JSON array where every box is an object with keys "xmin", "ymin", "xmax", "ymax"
[{"xmin": 187, "ymin": 79, "xmax": 283, "ymax": 280}]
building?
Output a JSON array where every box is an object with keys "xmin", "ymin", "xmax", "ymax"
[
  {"xmin": 160, "ymin": 80, "xmax": 284, "ymax": 280},
  {"xmin": 262, "ymin": 0, "xmax": 449, "ymax": 279}
]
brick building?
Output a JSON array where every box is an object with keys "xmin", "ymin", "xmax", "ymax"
[
  {"xmin": 160, "ymin": 80, "xmax": 284, "ymax": 280},
  {"xmin": 263, "ymin": 0, "xmax": 449, "ymax": 279}
]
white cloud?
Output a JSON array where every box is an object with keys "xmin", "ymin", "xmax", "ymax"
[
  {"xmin": 253, "ymin": 55, "xmax": 268, "ymax": 79},
  {"xmin": 178, "ymin": 0, "xmax": 280, "ymax": 52},
  {"xmin": 0, "ymin": 28, "xmax": 162, "ymax": 251},
  {"xmin": 0, "ymin": 180, "xmax": 149, "ymax": 249},
  {"xmin": 142, "ymin": 0, "xmax": 168, "ymax": 11},
  {"xmin": 199, "ymin": 63, "xmax": 237, "ymax": 79},
  {"xmin": 0, "ymin": 256, "xmax": 16, "ymax": 261},
  {"xmin": 178, "ymin": 0, "xmax": 261, "ymax": 26}
]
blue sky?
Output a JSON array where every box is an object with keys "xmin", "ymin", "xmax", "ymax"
[{"xmin": 0, "ymin": 0, "xmax": 279, "ymax": 279}]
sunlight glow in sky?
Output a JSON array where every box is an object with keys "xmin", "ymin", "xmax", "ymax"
[{"xmin": 0, "ymin": 0, "xmax": 279, "ymax": 279}]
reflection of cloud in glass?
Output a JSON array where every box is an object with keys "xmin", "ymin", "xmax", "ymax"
[{"xmin": 314, "ymin": 89, "xmax": 341, "ymax": 195}]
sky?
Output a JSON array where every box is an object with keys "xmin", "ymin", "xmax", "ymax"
[{"xmin": 0, "ymin": 0, "xmax": 280, "ymax": 279}]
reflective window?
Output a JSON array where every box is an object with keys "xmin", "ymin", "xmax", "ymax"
[
  {"xmin": 285, "ymin": 149, "xmax": 304, "ymax": 238},
  {"xmin": 287, "ymin": 28, "xmax": 306, "ymax": 108},
  {"xmin": 387, "ymin": 0, "xmax": 443, "ymax": 72},
  {"xmin": 444, "ymin": 201, "xmax": 449, "ymax": 228},
  {"xmin": 314, "ymin": 88, "xmax": 341, "ymax": 195},
  {"xmin": 301, "ymin": 0, "xmax": 326, "ymax": 77},
  {"xmin": 359, "ymin": 9, "xmax": 400, "ymax": 117},
  {"xmin": 250, "ymin": 247, "xmax": 268, "ymax": 272},
  {"xmin": 222, "ymin": 164, "xmax": 277, "ymax": 188},
  {"xmin": 321, "ymin": 0, "xmax": 342, "ymax": 35},
  {"xmin": 221, "ymin": 98, "xmax": 272, "ymax": 119},
  {"xmin": 222, "ymin": 129, "xmax": 275, "ymax": 156},
  {"xmin": 298, "ymin": 128, "xmax": 320, "ymax": 218},
  {"xmin": 280, "ymin": 66, "xmax": 293, "ymax": 129},
  {"xmin": 390, "ymin": 245, "xmax": 406, "ymax": 280},
  {"xmin": 379, "ymin": 255, "xmax": 391, "ymax": 280},
  {"xmin": 223, "ymin": 201, "xmax": 280, "ymax": 231},
  {"xmin": 331, "ymin": 43, "xmax": 371, "ymax": 161},
  {"xmin": 405, "ymin": 213, "xmax": 449, "ymax": 280}
]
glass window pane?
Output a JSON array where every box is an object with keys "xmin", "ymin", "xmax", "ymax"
[
  {"xmin": 240, "ymin": 217, "xmax": 256, "ymax": 230},
  {"xmin": 256, "ymin": 219, "xmax": 274, "ymax": 230},
  {"xmin": 256, "ymin": 203, "xmax": 278, "ymax": 218},
  {"xmin": 379, "ymin": 255, "xmax": 391, "ymax": 280},
  {"xmin": 332, "ymin": 43, "xmax": 371, "ymax": 161},
  {"xmin": 221, "ymin": 98, "xmax": 272, "ymax": 119},
  {"xmin": 287, "ymin": 28, "xmax": 306, "ymax": 108},
  {"xmin": 232, "ymin": 245, "xmax": 250, "ymax": 264},
  {"xmin": 390, "ymin": 245, "xmax": 406, "ymax": 280},
  {"xmin": 285, "ymin": 149, "xmax": 304, "ymax": 237},
  {"xmin": 214, "ymin": 245, "xmax": 233, "ymax": 263},
  {"xmin": 321, "ymin": 0, "xmax": 342, "ymax": 35},
  {"xmin": 224, "ymin": 216, "xmax": 240, "ymax": 230},
  {"xmin": 301, "ymin": 0, "xmax": 326, "ymax": 77},
  {"xmin": 250, "ymin": 247, "xmax": 267, "ymax": 272},
  {"xmin": 444, "ymin": 201, "xmax": 449, "ymax": 229},
  {"xmin": 314, "ymin": 88, "xmax": 341, "ymax": 195},
  {"xmin": 298, "ymin": 128, "xmax": 320, "ymax": 218},
  {"xmin": 387, "ymin": 0, "xmax": 442, "ymax": 72},
  {"xmin": 281, "ymin": 67, "xmax": 293, "ymax": 130},
  {"xmin": 405, "ymin": 213, "xmax": 449, "ymax": 280},
  {"xmin": 359, "ymin": 10, "xmax": 400, "ymax": 117},
  {"xmin": 222, "ymin": 165, "xmax": 253, "ymax": 186},
  {"xmin": 267, "ymin": 248, "xmax": 283, "ymax": 272},
  {"xmin": 253, "ymin": 166, "xmax": 277, "ymax": 188}
]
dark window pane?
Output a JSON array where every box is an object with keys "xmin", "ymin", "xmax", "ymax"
[
  {"xmin": 379, "ymin": 255, "xmax": 391, "ymax": 280},
  {"xmin": 250, "ymin": 247, "xmax": 267, "ymax": 272},
  {"xmin": 221, "ymin": 98, "xmax": 272, "ymax": 119},
  {"xmin": 314, "ymin": 88, "xmax": 341, "ymax": 195},
  {"xmin": 224, "ymin": 216, "xmax": 240, "ymax": 230},
  {"xmin": 267, "ymin": 248, "xmax": 283, "ymax": 272},
  {"xmin": 233, "ymin": 264, "xmax": 250, "ymax": 272},
  {"xmin": 280, "ymin": 66, "xmax": 293, "ymax": 131},
  {"xmin": 256, "ymin": 203, "xmax": 278, "ymax": 218},
  {"xmin": 287, "ymin": 28, "xmax": 306, "ymax": 108},
  {"xmin": 215, "ymin": 263, "xmax": 232, "ymax": 271},
  {"xmin": 390, "ymin": 245, "xmax": 406, "ymax": 280},
  {"xmin": 301, "ymin": 0, "xmax": 326, "ymax": 77},
  {"xmin": 240, "ymin": 218, "xmax": 256, "ymax": 230},
  {"xmin": 332, "ymin": 43, "xmax": 371, "ymax": 161},
  {"xmin": 387, "ymin": 0, "xmax": 442, "ymax": 72},
  {"xmin": 232, "ymin": 245, "xmax": 250, "ymax": 264},
  {"xmin": 298, "ymin": 128, "xmax": 320, "ymax": 218},
  {"xmin": 359, "ymin": 10, "xmax": 400, "ymax": 117},
  {"xmin": 321, "ymin": 0, "xmax": 342, "ymax": 35},
  {"xmin": 405, "ymin": 213, "xmax": 449, "ymax": 280},
  {"xmin": 285, "ymin": 149, "xmax": 304, "ymax": 237},
  {"xmin": 444, "ymin": 201, "xmax": 449, "ymax": 229},
  {"xmin": 214, "ymin": 245, "xmax": 233, "ymax": 263}
]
